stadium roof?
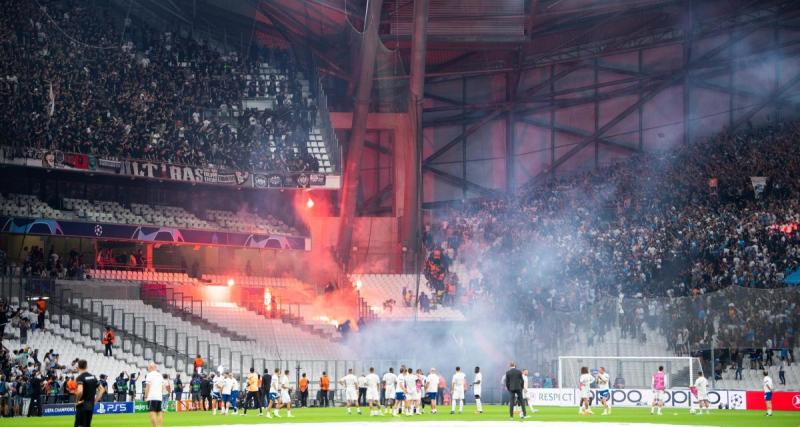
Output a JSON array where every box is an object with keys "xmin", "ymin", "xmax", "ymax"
[{"xmin": 119, "ymin": 0, "xmax": 777, "ymax": 81}]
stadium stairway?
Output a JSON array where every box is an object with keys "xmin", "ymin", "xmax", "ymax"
[
  {"xmin": 200, "ymin": 302, "xmax": 355, "ymax": 361},
  {"xmin": 141, "ymin": 286, "xmax": 252, "ymax": 342},
  {"xmin": 53, "ymin": 289, "xmax": 193, "ymax": 374}
]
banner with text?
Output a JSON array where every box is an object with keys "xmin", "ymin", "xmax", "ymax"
[
  {"xmin": 0, "ymin": 148, "xmax": 338, "ymax": 190},
  {"xmin": 745, "ymin": 391, "xmax": 800, "ymax": 411},
  {"xmin": 527, "ymin": 388, "xmax": 747, "ymax": 410}
]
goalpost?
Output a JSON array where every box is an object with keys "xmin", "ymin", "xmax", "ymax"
[{"xmin": 557, "ymin": 356, "xmax": 703, "ymax": 391}]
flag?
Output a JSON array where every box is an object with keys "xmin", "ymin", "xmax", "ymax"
[{"xmin": 48, "ymin": 82, "xmax": 55, "ymax": 116}]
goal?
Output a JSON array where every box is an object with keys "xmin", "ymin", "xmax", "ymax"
[{"xmin": 557, "ymin": 356, "xmax": 703, "ymax": 390}]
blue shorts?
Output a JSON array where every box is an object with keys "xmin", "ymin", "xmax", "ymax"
[
  {"xmin": 395, "ymin": 392, "xmax": 406, "ymax": 401},
  {"xmin": 597, "ymin": 390, "xmax": 610, "ymax": 400},
  {"xmin": 764, "ymin": 392, "xmax": 772, "ymax": 401},
  {"xmin": 222, "ymin": 394, "xmax": 231, "ymax": 403},
  {"xmin": 426, "ymin": 392, "xmax": 437, "ymax": 401},
  {"xmin": 211, "ymin": 392, "xmax": 221, "ymax": 400},
  {"xmin": 230, "ymin": 391, "xmax": 239, "ymax": 407},
  {"xmin": 268, "ymin": 392, "xmax": 278, "ymax": 401}
]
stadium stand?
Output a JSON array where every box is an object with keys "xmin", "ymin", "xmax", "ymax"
[
  {"xmin": 0, "ymin": 0, "xmax": 332, "ymax": 174},
  {"xmin": 353, "ymin": 274, "xmax": 466, "ymax": 321},
  {"xmin": 1, "ymin": 193, "xmax": 301, "ymax": 236}
]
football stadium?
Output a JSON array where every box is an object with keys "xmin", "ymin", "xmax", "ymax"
[{"xmin": 0, "ymin": 0, "xmax": 799, "ymax": 426}]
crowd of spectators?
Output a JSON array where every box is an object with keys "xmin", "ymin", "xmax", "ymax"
[
  {"xmin": 0, "ymin": 0, "xmax": 323, "ymax": 173},
  {"xmin": 423, "ymin": 118, "xmax": 800, "ymax": 369}
]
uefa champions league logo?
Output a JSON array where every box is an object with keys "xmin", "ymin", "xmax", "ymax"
[
  {"xmin": 94, "ymin": 224, "xmax": 103, "ymax": 236},
  {"xmin": 729, "ymin": 393, "xmax": 744, "ymax": 409}
]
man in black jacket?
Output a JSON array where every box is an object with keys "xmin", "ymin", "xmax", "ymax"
[{"xmin": 505, "ymin": 361, "xmax": 526, "ymax": 420}]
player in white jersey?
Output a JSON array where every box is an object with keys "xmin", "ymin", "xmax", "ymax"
[
  {"xmin": 392, "ymin": 367, "xmax": 408, "ymax": 417},
  {"xmin": 211, "ymin": 374, "xmax": 225, "ymax": 415},
  {"xmin": 521, "ymin": 369, "xmax": 538, "ymax": 414},
  {"xmin": 382, "ymin": 368, "xmax": 397, "ymax": 414},
  {"xmin": 595, "ymin": 367, "xmax": 611, "ymax": 415},
  {"xmin": 406, "ymin": 369, "xmax": 419, "ymax": 415},
  {"xmin": 692, "ymin": 371, "xmax": 709, "ymax": 415},
  {"xmin": 277, "ymin": 370, "xmax": 294, "ymax": 417},
  {"xmin": 451, "ymin": 366, "xmax": 466, "ymax": 414},
  {"xmin": 578, "ymin": 367, "xmax": 595, "ymax": 415},
  {"xmin": 425, "ymin": 368, "xmax": 440, "ymax": 414},
  {"xmin": 268, "ymin": 368, "xmax": 282, "ymax": 418},
  {"xmin": 339, "ymin": 368, "xmax": 361, "ymax": 415},
  {"xmin": 365, "ymin": 367, "xmax": 382, "ymax": 416},
  {"xmin": 472, "ymin": 366, "xmax": 483, "ymax": 414},
  {"xmin": 763, "ymin": 370, "xmax": 774, "ymax": 416}
]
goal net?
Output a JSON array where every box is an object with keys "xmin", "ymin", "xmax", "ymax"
[{"xmin": 557, "ymin": 356, "xmax": 703, "ymax": 390}]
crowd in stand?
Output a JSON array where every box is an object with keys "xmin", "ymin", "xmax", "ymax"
[
  {"xmin": 0, "ymin": 0, "xmax": 322, "ymax": 173},
  {"xmin": 423, "ymin": 118, "xmax": 800, "ymax": 371}
]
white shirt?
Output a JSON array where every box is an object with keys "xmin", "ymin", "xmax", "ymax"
[
  {"xmin": 383, "ymin": 372, "xmax": 397, "ymax": 389},
  {"xmin": 596, "ymin": 372, "xmax": 610, "ymax": 391},
  {"xmin": 144, "ymin": 371, "xmax": 164, "ymax": 401},
  {"xmin": 280, "ymin": 375, "xmax": 290, "ymax": 391},
  {"xmin": 763, "ymin": 376, "xmax": 773, "ymax": 393},
  {"xmin": 270, "ymin": 375, "xmax": 280, "ymax": 393},
  {"xmin": 425, "ymin": 374, "xmax": 439, "ymax": 393},
  {"xmin": 217, "ymin": 364, "xmax": 225, "ymax": 375},
  {"xmin": 452, "ymin": 371, "xmax": 466, "ymax": 390},
  {"xmin": 341, "ymin": 374, "xmax": 357, "ymax": 391},
  {"xmin": 473, "ymin": 372, "xmax": 483, "ymax": 394},
  {"xmin": 396, "ymin": 373, "xmax": 406, "ymax": 392},
  {"xmin": 366, "ymin": 373, "xmax": 380, "ymax": 390},
  {"xmin": 213, "ymin": 376, "xmax": 225, "ymax": 393},
  {"xmin": 357, "ymin": 376, "xmax": 367, "ymax": 388},
  {"xmin": 231, "ymin": 378, "xmax": 240, "ymax": 392},
  {"xmin": 579, "ymin": 373, "xmax": 594, "ymax": 390},
  {"xmin": 694, "ymin": 376, "xmax": 708, "ymax": 395},
  {"xmin": 222, "ymin": 377, "xmax": 235, "ymax": 394}
]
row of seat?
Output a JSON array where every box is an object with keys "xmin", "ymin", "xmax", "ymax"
[{"xmin": 352, "ymin": 274, "xmax": 467, "ymax": 321}]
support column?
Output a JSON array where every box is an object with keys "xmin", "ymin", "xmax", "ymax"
[
  {"xmin": 403, "ymin": 0, "xmax": 429, "ymax": 271},
  {"xmin": 337, "ymin": 0, "xmax": 384, "ymax": 268}
]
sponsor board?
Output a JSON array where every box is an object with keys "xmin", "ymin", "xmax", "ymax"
[
  {"xmin": 42, "ymin": 401, "xmax": 133, "ymax": 416},
  {"xmin": 745, "ymin": 391, "xmax": 800, "ymax": 411},
  {"xmin": 527, "ymin": 388, "xmax": 747, "ymax": 410}
]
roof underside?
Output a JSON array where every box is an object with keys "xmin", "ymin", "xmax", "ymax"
[{"xmin": 120, "ymin": 0, "xmax": 795, "ymax": 82}]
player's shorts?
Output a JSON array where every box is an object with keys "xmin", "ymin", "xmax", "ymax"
[
  {"xmin": 653, "ymin": 390, "xmax": 666, "ymax": 401},
  {"xmin": 474, "ymin": 393, "xmax": 481, "ymax": 399},
  {"xmin": 211, "ymin": 392, "xmax": 221, "ymax": 400},
  {"xmin": 697, "ymin": 392, "xmax": 708, "ymax": 401},
  {"xmin": 268, "ymin": 392, "xmax": 278, "ymax": 402},
  {"xmin": 764, "ymin": 392, "xmax": 772, "ymax": 401},
  {"xmin": 452, "ymin": 390, "xmax": 465, "ymax": 400},
  {"xmin": 148, "ymin": 400, "xmax": 163, "ymax": 412},
  {"xmin": 426, "ymin": 392, "xmax": 437, "ymax": 401},
  {"xmin": 191, "ymin": 392, "xmax": 200, "ymax": 401},
  {"xmin": 230, "ymin": 391, "xmax": 239, "ymax": 407},
  {"xmin": 75, "ymin": 408, "xmax": 93, "ymax": 426},
  {"xmin": 580, "ymin": 389, "xmax": 592, "ymax": 399},
  {"xmin": 367, "ymin": 388, "xmax": 380, "ymax": 401},
  {"xmin": 409, "ymin": 391, "xmax": 419, "ymax": 401},
  {"xmin": 385, "ymin": 386, "xmax": 396, "ymax": 398},
  {"xmin": 395, "ymin": 392, "xmax": 406, "ymax": 401},
  {"xmin": 280, "ymin": 391, "xmax": 291, "ymax": 404},
  {"xmin": 597, "ymin": 390, "xmax": 610, "ymax": 400},
  {"xmin": 222, "ymin": 394, "xmax": 232, "ymax": 404},
  {"xmin": 346, "ymin": 389, "xmax": 358, "ymax": 402}
]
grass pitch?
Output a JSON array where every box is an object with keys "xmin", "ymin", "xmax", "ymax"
[{"xmin": 8, "ymin": 405, "xmax": 799, "ymax": 426}]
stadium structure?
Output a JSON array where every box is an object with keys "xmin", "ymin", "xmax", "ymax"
[{"xmin": 0, "ymin": 0, "xmax": 799, "ymax": 425}]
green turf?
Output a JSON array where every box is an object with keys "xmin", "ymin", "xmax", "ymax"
[{"xmin": 7, "ymin": 405, "xmax": 799, "ymax": 426}]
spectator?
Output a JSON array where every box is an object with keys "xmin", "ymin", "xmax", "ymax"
[{"xmin": 102, "ymin": 326, "xmax": 115, "ymax": 357}]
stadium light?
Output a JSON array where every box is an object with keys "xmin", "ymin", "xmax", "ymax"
[{"xmin": 227, "ymin": 278, "xmax": 235, "ymax": 287}]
